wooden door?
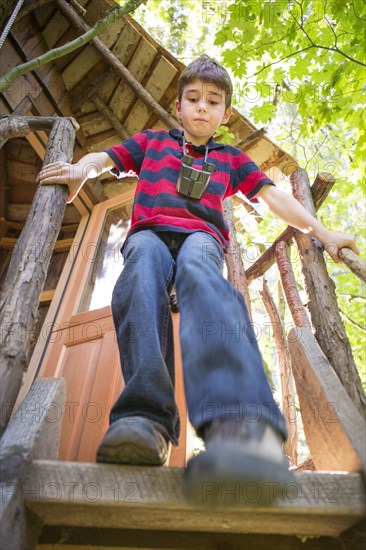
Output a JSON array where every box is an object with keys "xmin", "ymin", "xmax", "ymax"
[{"xmin": 26, "ymin": 191, "xmax": 191, "ymax": 466}]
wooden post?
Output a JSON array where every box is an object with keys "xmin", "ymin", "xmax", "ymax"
[
  {"xmin": 0, "ymin": 117, "xmax": 76, "ymax": 435},
  {"xmin": 290, "ymin": 168, "xmax": 366, "ymax": 419},
  {"xmin": 223, "ymin": 197, "xmax": 252, "ymax": 320},
  {"xmin": 0, "ymin": 378, "xmax": 66, "ymax": 550},
  {"xmin": 275, "ymin": 241, "xmax": 312, "ymax": 329},
  {"xmin": 259, "ymin": 279, "xmax": 298, "ymax": 466},
  {"xmin": 246, "ymin": 172, "xmax": 336, "ymax": 284}
]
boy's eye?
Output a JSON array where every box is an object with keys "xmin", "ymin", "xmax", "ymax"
[
  {"xmin": 188, "ymin": 97, "xmax": 198, "ymax": 102},
  {"xmin": 209, "ymin": 100, "xmax": 218, "ymax": 105}
]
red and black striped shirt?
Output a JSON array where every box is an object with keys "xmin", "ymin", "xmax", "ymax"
[{"xmin": 105, "ymin": 128, "xmax": 274, "ymax": 250}]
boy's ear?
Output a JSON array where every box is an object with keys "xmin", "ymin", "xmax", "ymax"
[
  {"xmin": 222, "ymin": 107, "xmax": 232, "ymax": 124},
  {"xmin": 175, "ymin": 99, "xmax": 182, "ymax": 119}
]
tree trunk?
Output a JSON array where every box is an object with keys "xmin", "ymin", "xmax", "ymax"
[
  {"xmin": 290, "ymin": 168, "xmax": 366, "ymax": 419},
  {"xmin": 223, "ymin": 197, "xmax": 252, "ymax": 320},
  {"xmin": 0, "ymin": 118, "xmax": 76, "ymax": 436}
]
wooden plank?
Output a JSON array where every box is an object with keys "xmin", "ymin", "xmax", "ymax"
[
  {"xmin": 125, "ymin": 57, "xmax": 178, "ymax": 135},
  {"xmin": 25, "ymin": 132, "xmax": 46, "ymax": 160},
  {"xmin": 108, "ymin": 37, "xmax": 158, "ymax": 125},
  {"xmin": 42, "ymin": 11, "xmax": 71, "ymax": 49},
  {"xmin": 53, "ymin": 237, "xmax": 74, "ymax": 252},
  {"xmin": 25, "ymin": 461, "xmax": 365, "ymax": 537},
  {"xmin": 0, "ymin": 378, "xmax": 66, "ymax": 550},
  {"xmin": 61, "ymin": 15, "xmax": 125, "ymax": 91},
  {"xmin": 288, "ymin": 327, "xmax": 366, "ymax": 472},
  {"xmin": 35, "ymin": 521, "xmax": 366, "ymax": 550},
  {"xmin": 85, "ymin": 131, "xmax": 124, "ymax": 152},
  {"xmin": 0, "ymin": 237, "xmax": 17, "ymax": 249},
  {"xmin": 68, "ymin": 14, "xmax": 139, "ymax": 111},
  {"xmin": 40, "ymin": 290, "xmax": 56, "ymax": 305},
  {"xmin": 77, "ymin": 109, "xmax": 106, "ymax": 137},
  {"xmin": 34, "ymin": 3, "xmax": 58, "ymax": 30},
  {"xmin": 0, "ymin": 96, "xmax": 11, "ymax": 114}
]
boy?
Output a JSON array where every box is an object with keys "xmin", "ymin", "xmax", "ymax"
[{"xmin": 37, "ymin": 55, "xmax": 359, "ymax": 505}]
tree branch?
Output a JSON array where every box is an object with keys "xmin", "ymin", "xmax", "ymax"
[
  {"xmin": 290, "ymin": 7, "xmax": 366, "ymax": 67},
  {"xmin": 339, "ymin": 308, "xmax": 366, "ymax": 333},
  {"xmin": 0, "ymin": 0, "xmax": 146, "ymax": 92},
  {"xmin": 250, "ymin": 46, "xmax": 316, "ymax": 77},
  {"xmin": 250, "ymin": 2, "xmax": 366, "ymax": 79}
]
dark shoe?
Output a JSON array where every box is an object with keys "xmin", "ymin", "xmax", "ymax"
[
  {"xmin": 184, "ymin": 418, "xmax": 296, "ymax": 507},
  {"xmin": 96, "ymin": 416, "xmax": 171, "ymax": 466}
]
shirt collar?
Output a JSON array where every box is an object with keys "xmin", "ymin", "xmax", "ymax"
[{"xmin": 169, "ymin": 128, "xmax": 225, "ymax": 151}]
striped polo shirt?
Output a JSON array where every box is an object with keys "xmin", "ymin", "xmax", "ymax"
[{"xmin": 105, "ymin": 128, "xmax": 274, "ymax": 250}]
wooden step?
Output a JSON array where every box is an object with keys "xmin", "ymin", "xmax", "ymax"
[{"xmin": 24, "ymin": 460, "xmax": 365, "ymax": 542}]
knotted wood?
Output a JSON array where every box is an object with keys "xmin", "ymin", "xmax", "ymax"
[
  {"xmin": 0, "ymin": 118, "xmax": 76, "ymax": 435},
  {"xmin": 290, "ymin": 168, "xmax": 366, "ymax": 419}
]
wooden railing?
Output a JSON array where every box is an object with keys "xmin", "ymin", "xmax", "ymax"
[
  {"xmin": 224, "ymin": 167, "xmax": 366, "ymax": 472},
  {"xmin": 0, "ymin": 115, "xmax": 78, "ymax": 435}
]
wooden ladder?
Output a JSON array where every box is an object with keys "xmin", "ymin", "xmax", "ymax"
[{"xmin": 1, "ymin": 376, "xmax": 365, "ymax": 550}]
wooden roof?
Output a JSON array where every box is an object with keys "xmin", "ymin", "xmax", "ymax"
[{"xmin": 1, "ymin": 0, "xmax": 297, "ymax": 229}]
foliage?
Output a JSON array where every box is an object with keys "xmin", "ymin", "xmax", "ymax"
[
  {"xmin": 215, "ymin": 0, "xmax": 366, "ymax": 178},
  {"xmin": 134, "ymin": 0, "xmax": 224, "ymax": 60}
]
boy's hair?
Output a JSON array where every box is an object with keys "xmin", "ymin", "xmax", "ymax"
[{"xmin": 178, "ymin": 54, "xmax": 233, "ymax": 109}]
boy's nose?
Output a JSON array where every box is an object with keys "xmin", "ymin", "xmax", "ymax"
[{"xmin": 197, "ymin": 100, "xmax": 207, "ymax": 111}]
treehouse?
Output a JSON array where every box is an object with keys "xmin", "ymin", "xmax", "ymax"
[{"xmin": 0, "ymin": 1, "xmax": 365, "ymax": 549}]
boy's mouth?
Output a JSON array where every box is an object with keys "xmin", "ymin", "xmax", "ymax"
[{"xmin": 194, "ymin": 118, "xmax": 208, "ymax": 122}]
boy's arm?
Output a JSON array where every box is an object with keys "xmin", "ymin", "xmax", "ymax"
[
  {"xmin": 36, "ymin": 152, "xmax": 115, "ymax": 204},
  {"xmin": 256, "ymin": 184, "xmax": 360, "ymax": 262}
]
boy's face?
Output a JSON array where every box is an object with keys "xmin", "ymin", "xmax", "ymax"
[{"xmin": 176, "ymin": 79, "xmax": 232, "ymax": 146}]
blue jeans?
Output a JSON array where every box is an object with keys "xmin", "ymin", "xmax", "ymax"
[{"xmin": 110, "ymin": 230, "xmax": 287, "ymax": 445}]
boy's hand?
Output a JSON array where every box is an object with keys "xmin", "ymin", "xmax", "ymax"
[
  {"xmin": 36, "ymin": 162, "xmax": 86, "ymax": 204},
  {"xmin": 322, "ymin": 231, "xmax": 360, "ymax": 263}
]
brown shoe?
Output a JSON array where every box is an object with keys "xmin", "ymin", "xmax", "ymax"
[{"xmin": 96, "ymin": 416, "xmax": 171, "ymax": 466}]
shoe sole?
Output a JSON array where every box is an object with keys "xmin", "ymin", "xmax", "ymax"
[
  {"xmin": 96, "ymin": 421, "xmax": 171, "ymax": 466},
  {"xmin": 184, "ymin": 441, "xmax": 297, "ymax": 507}
]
